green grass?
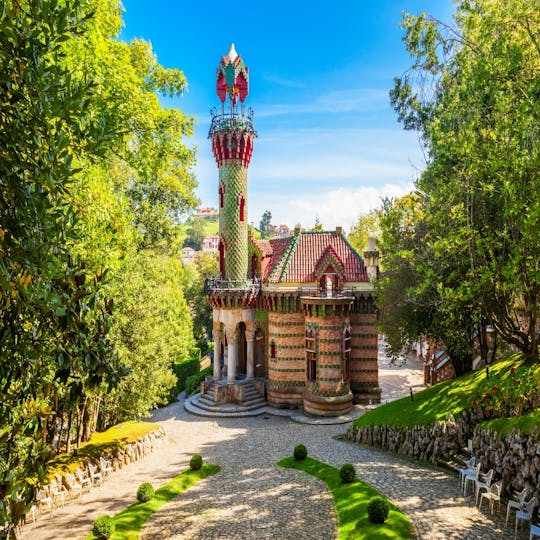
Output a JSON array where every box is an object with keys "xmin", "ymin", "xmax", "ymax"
[
  {"xmin": 85, "ymin": 463, "xmax": 220, "ymax": 539},
  {"xmin": 278, "ymin": 457, "xmax": 414, "ymax": 540},
  {"xmin": 354, "ymin": 356, "xmax": 528, "ymax": 429},
  {"xmin": 203, "ymin": 219, "xmax": 218, "ymax": 236},
  {"xmin": 47, "ymin": 421, "xmax": 159, "ymax": 478},
  {"xmin": 478, "ymin": 407, "xmax": 540, "ymax": 438}
]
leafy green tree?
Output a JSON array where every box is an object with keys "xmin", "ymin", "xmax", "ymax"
[
  {"xmin": 102, "ymin": 251, "xmax": 195, "ymax": 424},
  {"xmin": 311, "ymin": 216, "xmax": 323, "ymax": 232},
  {"xmin": 388, "ymin": 0, "xmax": 540, "ymax": 363},
  {"xmin": 348, "ymin": 209, "xmax": 380, "ymax": 253},
  {"xmin": 0, "ymin": 0, "xmax": 127, "ymax": 532},
  {"xmin": 259, "ymin": 210, "xmax": 274, "ymax": 238},
  {"xmin": 184, "ymin": 216, "xmax": 206, "ymax": 251}
]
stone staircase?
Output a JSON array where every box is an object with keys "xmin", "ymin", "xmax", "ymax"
[{"xmin": 185, "ymin": 379, "xmax": 268, "ymax": 417}]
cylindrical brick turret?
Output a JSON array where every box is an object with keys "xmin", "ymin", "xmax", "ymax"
[{"xmin": 209, "ymin": 44, "xmax": 256, "ymax": 281}]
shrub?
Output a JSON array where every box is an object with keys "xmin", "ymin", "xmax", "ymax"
[
  {"xmin": 293, "ymin": 444, "xmax": 307, "ymax": 461},
  {"xmin": 339, "ymin": 463, "xmax": 356, "ymax": 483},
  {"xmin": 92, "ymin": 515, "xmax": 114, "ymax": 539},
  {"xmin": 169, "ymin": 356, "xmax": 200, "ymax": 400},
  {"xmin": 367, "ymin": 496, "xmax": 389, "ymax": 524},
  {"xmin": 136, "ymin": 482, "xmax": 155, "ymax": 503},
  {"xmin": 185, "ymin": 366, "xmax": 212, "ymax": 396},
  {"xmin": 190, "ymin": 454, "xmax": 203, "ymax": 470}
]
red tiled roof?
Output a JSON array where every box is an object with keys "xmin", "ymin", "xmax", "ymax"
[{"xmin": 266, "ymin": 231, "xmax": 368, "ymax": 283}]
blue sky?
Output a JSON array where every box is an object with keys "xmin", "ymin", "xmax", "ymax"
[{"xmin": 121, "ymin": 0, "xmax": 455, "ymax": 231}]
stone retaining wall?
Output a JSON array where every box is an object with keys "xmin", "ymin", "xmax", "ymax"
[
  {"xmin": 346, "ymin": 411, "xmax": 540, "ymax": 500},
  {"xmin": 473, "ymin": 427, "xmax": 540, "ymax": 500}
]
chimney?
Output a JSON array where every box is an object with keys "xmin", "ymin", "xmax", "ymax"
[
  {"xmin": 335, "ymin": 226, "xmax": 343, "ymax": 235},
  {"xmin": 363, "ymin": 236, "xmax": 379, "ymax": 281},
  {"xmin": 294, "ymin": 225, "xmax": 301, "ymax": 235}
]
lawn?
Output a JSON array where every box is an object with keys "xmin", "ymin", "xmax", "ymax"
[
  {"xmin": 47, "ymin": 421, "xmax": 159, "ymax": 478},
  {"xmin": 85, "ymin": 463, "xmax": 220, "ymax": 539},
  {"xmin": 278, "ymin": 457, "xmax": 414, "ymax": 540},
  {"xmin": 478, "ymin": 407, "xmax": 540, "ymax": 438},
  {"xmin": 354, "ymin": 356, "xmax": 527, "ymax": 429}
]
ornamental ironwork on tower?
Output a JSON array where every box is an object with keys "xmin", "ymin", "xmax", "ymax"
[{"xmin": 209, "ymin": 43, "xmax": 257, "ymax": 282}]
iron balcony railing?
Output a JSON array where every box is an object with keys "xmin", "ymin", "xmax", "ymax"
[
  {"xmin": 204, "ymin": 277, "xmax": 261, "ymax": 295},
  {"xmin": 208, "ymin": 107, "xmax": 257, "ymax": 138},
  {"xmin": 298, "ymin": 286, "xmax": 358, "ymax": 298}
]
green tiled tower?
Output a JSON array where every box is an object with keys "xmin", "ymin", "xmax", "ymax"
[{"xmin": 209, "ymin": 44, "xmax": 256, "ymax": 281}]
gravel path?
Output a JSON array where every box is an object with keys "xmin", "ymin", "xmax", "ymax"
[{"xmin": 19, "ymin": 345, "xmax": 520, "ymax": 540}]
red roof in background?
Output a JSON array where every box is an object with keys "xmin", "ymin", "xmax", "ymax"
[{"xmin": 257, "ymin": 231, "xmax": 368, "ymax": 283}]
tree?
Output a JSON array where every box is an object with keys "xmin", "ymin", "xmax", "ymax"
[
  {"xmin": 0, "ymin": 0, "xmax": 127, "ymax": 532},
  {"xmin": 348, "ymin": 209, "xmax": 380, "ymax": 253},
  {"xmin": 388, "ymin": 0, "xmax": 540, "ymax": 363},
  {"xmin": 101, "ymin": 250, "xmax": 195, "ymax": 424},
  {"xmin": 184, "ymin": 216, "xmax": 206, "ymax": 251},
  {"xmin": 311, "ymin": 216, "xmax": 323, "ymax": 232},
  {"xmin": 259, "ymin": 210, "xmax": 274, "ymax": 238}
]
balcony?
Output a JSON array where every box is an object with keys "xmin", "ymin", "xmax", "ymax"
[
  {"xmin": 204, "ymin": 277, "xmax": 261, "ymax": 296},
  {"xmin": 208, "ymin": 108, "xmax": 257, "ymax": 138}
]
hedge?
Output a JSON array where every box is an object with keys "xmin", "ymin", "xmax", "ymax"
[
  {"xmin": 169, "ymin": 356, "xmax": 200, "ymax": 400},
  {"xmin": 185, "ymin": 367, "xmax": 213, "ymax": 396}
]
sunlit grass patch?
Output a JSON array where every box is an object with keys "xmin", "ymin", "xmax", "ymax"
[
  {"xmin": 85, "ymin": 463, "xmax": 220, "ymax": 539},
  {"xmin": 355, "ymin": 356, "xmax": 530, "ymax": 429},
  {"xmin": 47, "ymin": 421, "xmax": 160, "ymax": 478},
  {"xmin": 278, "ymin": 456, "xmax": 414, "ymax": 539},
  {"xmin": 479, "ymin": 407, "xmax": 540, "ymax": 438}
]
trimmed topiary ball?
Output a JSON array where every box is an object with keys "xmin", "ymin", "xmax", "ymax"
[
  {"xmin": 190, "ymin": 454, "xmax": 203, "ymax": 470},
  {"xmin": 367, "ymin": 496, "xmax": 390, "ymax": 524},
  {"xmin": 136, "ymin": 482, "xmax": 155, "ymax": 503},
  {"xmin": 293, "ymin": 444, "xmax": 307, "ymax": 461},
  {"xmin": 339, "ymin": 463, "xmax": 356, "ymax": 484},
  {"xmin": 93, "ymin": 515, "xmax": 114, "ymax": 539}
]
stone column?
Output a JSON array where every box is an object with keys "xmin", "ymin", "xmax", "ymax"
[
  {"xmin": 226, "ymin": 324, "xmax": 238, "ymax": 384},
  {"xmin": 213, "ymin": 322, "xmax": 222, "ymax": 380},
  {"xmin": 246, "ymin": 328, "xmax": 255, "ymax": 379}
]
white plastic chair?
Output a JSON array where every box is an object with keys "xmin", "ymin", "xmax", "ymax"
[
  {"xmin": 475, "ymin": 468, "xmax": 494, "ymax": 505},
  {"xmin": 75, "ymin": 468, "xmax": 92, "ymax": 494},
  {"xmin": 463, "ymin": 464, "xmax": 480, "ymax": 495},
  {"xmin": 530, "ymin": 524, "xmax": 540, "ymax": 540},
  {"xmin": 506, "ymin": 486, "xmax": 530, "ymax": 526},
  {"xmin": 99, "ymin": 457, "xmax": 113, "ymax": 477},
  {"xmin": 516, "ymin": 497, "xmax": 537, "ymax": 538},
  {"xmin": 458, "ymin": 456, "xmax": 476, "ymax": 490},
  {"xmin": 479, "ymin": 479, "xmax": 502, "ymax": 514},
  {"xmin": 36, "ymin": 488, "xmax": 53, "ymax": 515},
  {"xmin": 88, "ymin": 463, "xmax": 103, "ymax": 486},
  {"xmin": 62, "ymin": 473, "xmax": 82, "ymax": 501}
]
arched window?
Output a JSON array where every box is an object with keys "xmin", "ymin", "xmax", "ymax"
[
  {"xmin": 239, "ymin": 196, "xmax": 245, "ymax": 222},
  {"xmin": 343, "ymin": 326, "xmax": 352, "ymax": 382},
  {"xmin": 306, "ymin": 325, "xmax": 317, "ymax": 382}
]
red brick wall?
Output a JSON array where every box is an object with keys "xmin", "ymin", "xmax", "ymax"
[
  {"xmin": 267, "ymin": 312, "xmax": 305, "ymax": 390},
  {"xmin": 350, "ymin": 312, "xmax": 379, "ymax": 398}
]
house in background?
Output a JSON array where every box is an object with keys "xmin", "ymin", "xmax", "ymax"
[
  {"xmin": 181, "ymin": 246, "xmax": 196, "ymax": 264},
  {"xmin": 202, "ymin": 235, "xmax": 219, "ymax": 253}
]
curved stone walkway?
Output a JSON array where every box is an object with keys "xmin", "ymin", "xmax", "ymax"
[{"xmin": 20, "ymin": 350, "xmax": 520, "ymax": 540}]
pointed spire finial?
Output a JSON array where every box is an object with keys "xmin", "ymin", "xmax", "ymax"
[{"xmin": 226, "ymin": 43, "xmax": 238, "ymax": 63}]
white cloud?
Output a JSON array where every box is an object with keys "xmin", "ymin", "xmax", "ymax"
[{"xmin": 249, "ymin": 183, "xmax": 413, "ymax": 232}]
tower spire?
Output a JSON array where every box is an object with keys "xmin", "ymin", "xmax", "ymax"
[{"xmin": 209, "ymin": 45, "xmax": 257, "ymax": 281}]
